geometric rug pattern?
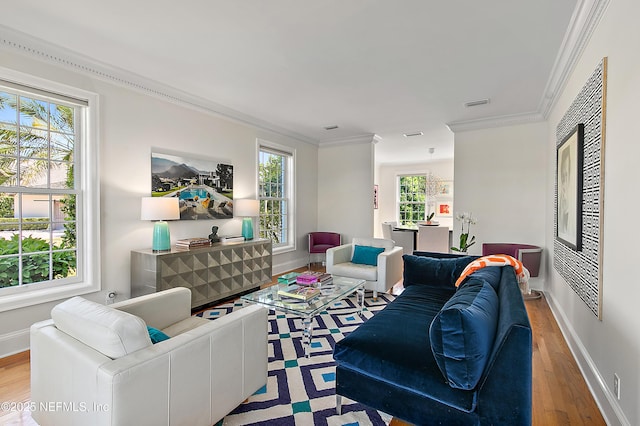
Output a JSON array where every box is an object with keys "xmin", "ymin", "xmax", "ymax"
[{"xmin": 196, "ymin": 291, "xmax": 395, "ymax": 426}]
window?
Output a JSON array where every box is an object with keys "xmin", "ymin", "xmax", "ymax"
[
  {"xmin": 0, "ymin": 71, "xmax": 99, "ymax": 311},
  {"xmin": 258, "ymin": 142, "xmax": 294, "ymax": 252},
  {"xmin": 398, "ymin": 175, "xmax": 427, "ymax": 225}
]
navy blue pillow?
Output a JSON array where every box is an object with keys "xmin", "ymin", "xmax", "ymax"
[
  {"xmin": 147, "ymin": 326, "xmax": 170, "ymax": 344},
  {"xmin": 429, "ymin": 281, "xmax": 499, "ymax": 390},
  {"xmin": 457, "ymin": 266, "xmax": 502, "ymax": 292},
  {"xmin": 352, "ymin": 245, "xmax": 385, "ymax": 266},
  {"xmin": 403, "ymin": 254, "xmax": 476, "ymax": 289}
]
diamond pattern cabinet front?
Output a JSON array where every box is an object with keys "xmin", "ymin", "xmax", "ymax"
[{"xmin": 131, "ymin": 239, "xmax": 273, "ymax": 308}]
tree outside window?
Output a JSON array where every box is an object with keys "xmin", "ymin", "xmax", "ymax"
[
  {"xmin": 398, "ymin": 175, "xmax": 427, "ymax": 226},
  {"xmin": 258, "ymin": 145, "xmax": 293, "ymax": 250},
  {"xmin": 0, "ymin": 88, "xmax": 78, "ymax": 288}
]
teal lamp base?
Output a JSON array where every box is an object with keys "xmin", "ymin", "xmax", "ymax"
[
  {"xmin": 241, "ymin": 217, "xmax": 254, "ymax": 240},
  {"xmin": 152, "ymin": 221, "xmax": 171, "ymax": 252}
]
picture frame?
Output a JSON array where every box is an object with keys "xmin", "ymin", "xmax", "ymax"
[
  {"xmin": 438, "ymin": 180, "xmax": 453, "ymax": 197},
  {"xmin": 556, "ymin": 123, "xmax": 584, "ymax": 250},
  {"xmin": 151, "ymin": 151, "xmax": 234, "ymax": 220},
  {"xmin": 436, "ymin": 201, "xmax": 452, "ymax": 217},
  {"xmin": 373, "ymin": 185, "xmax": 379, "ymax": 209}
]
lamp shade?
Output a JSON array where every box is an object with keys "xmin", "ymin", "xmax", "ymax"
[
  {"xmin": 234, "ymin": 199, "xmax": 259, "ymax": 217},
  {"xmin": 141, "ymin": 197, "xmax": 180, "ymax": 252},
  {"xmin": 140, "ymin": 197, "xmax": 180, "ymax": 221}
]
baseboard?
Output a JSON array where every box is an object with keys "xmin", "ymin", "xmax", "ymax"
[
  {"xmin": 545, "ymin": 292, "xmax": 629, "ymax": 426},
  {"xmin": 0, "ymin": 327, "xmax": 30, "ymax": 359}
]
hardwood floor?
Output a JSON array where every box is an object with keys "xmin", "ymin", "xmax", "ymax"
[{"xmin": 0, "ymin": 270, "xmax": 605, "ymax": 425}]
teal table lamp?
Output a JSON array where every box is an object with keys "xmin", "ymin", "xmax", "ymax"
[
  {"xmin": 141, "ymin": 197, "xmax": 180, "ymax": 252},
  {"xmin": 234, "ymin": 199, "xmax": 259, "ymax": 240}
]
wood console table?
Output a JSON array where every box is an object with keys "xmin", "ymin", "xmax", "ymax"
[{"xmin": 131, "ymin": 239, "xmax": 272, "ymax": 308}]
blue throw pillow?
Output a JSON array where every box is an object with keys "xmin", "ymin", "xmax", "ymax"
[
  {"xmin": 403, "ymin": 254, "xmax": 476, "ymax": 289},
  {"xmin": 351, "ymin": 245, "xmax": 385, "ymax": 266},
  {"xmin": 147, "ymin": 325, "xmax": 170, "ymax": 344},
  {"xmin": 457, "ymin": 266, "xmax": 502, "ymax": 292},
  {"xmin": 429, "ymin": 281, "xmax": 499, "ymax": 390}
]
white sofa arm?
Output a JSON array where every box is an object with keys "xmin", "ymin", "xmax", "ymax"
[
  {"xmin": 112, "ymin": 287, "xmax": 191, "ymax": 329},
  {"xmin": 377, "ymin": 246, "xmax": 404, "ymax": 291},
  {"xmin": 326, "ymin": 244, "xmax": 353, "ymax": 271}
]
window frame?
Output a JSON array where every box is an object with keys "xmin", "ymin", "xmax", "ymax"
[
  {"xmin": 257, "ymin": 140, "xmax": 295, "ymax": 254},
  {"xmin": 0, "ymin": 67, "xmax": 100, "ymax": 312},
  {"xmin": 397, "ymin": 174, "xmax": 428, "ymax": 226}
]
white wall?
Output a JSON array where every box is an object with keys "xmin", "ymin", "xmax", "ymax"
[
  {"xmin": 544, "ymin": 1, "xmax": 640, "ymax": 424},
  {"xmin": 453, "ymin": 122, "xmax": 548, "ymax": 273},
  {"xmin": 317, "ymin": 141, "xmax": 375, "ymax": 242},
  {"xmin": 374, "ymin": 159, "xmax": 454, "ymax": 237},
  {"xmin": 0, "ymin": 48, "xmax": 319, "ymax": 356}
]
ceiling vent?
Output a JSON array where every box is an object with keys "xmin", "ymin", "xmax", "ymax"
[
  {"xmin": 323, "ymin": 125, "xmax": 339, "ymax": 130},
  {"xmin": 464, "ymin": 98, "xmax": 490, "ymax": 107},
  {"xmin": 403, "ymin": 131, "xmax": 424, "ymax": 137}
]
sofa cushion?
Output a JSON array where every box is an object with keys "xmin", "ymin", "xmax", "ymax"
[
  {"xmin": 334, "ymin": 284, "xmax": 479, "ymax": 413},
  {"xmin": 429, "ymin": 281, "xmax": 499, "ymax": 390},
  {"xmin": 352, "ymin": 245, "xmax": 385, "ymax": 266},
  {"xmin": 328, "ymin": 262, "xmax": 378, "ymax": 281},
  {"xmin": 403, "ymin": 254, "xmax": 476, "ymax": 289},
  {"xmin": 51, "ymin": 296, "xmax": 152, "ymax": 359}
]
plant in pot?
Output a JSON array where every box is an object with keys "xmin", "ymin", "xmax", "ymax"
[
  {"xmin": 451, "ymin": 212, "xmax": 477, "ymax": 254},
  {"xmin": 425, "ymin": 212, "xmax": 435, "ymax": 225}
]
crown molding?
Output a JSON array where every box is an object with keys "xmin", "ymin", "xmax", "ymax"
[
  {"xmin": 538, "ymin": 0, "xmax": 611, "ymax": 118},
  {"xmin": 0, "ymin": 25, "xmax": 318, "ymax": 145},
  {"xmin": 319, "ymin": 133, "xmax": 382, "ymax": 147},
  {"xmin": 446, "ymin": 0, "xmax": 609, "ymax": 134},
  {"xmin": 446, "ymin": 112, "xmax": 545, "ymax": 133}
]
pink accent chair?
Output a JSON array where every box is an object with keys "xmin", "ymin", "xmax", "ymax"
[
  {"xmin": 308, "ymin": 232, "xmax": 341, "ymax": 269},
  {"xmin": 481, "ymin": 243, "xmax": 542, "ymax": 277}
]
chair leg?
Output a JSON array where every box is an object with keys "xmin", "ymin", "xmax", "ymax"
[{"xmin": 336, "ymin": 395, "xmax": 342, "ymax": 415}]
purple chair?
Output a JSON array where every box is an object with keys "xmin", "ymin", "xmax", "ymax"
[
  {"xmin": 308, "ymin": 232, "xmax": 341, "ymax": 269},
  {"xmin": 481, "ymin": 243, "xmax": 542, "ymax": 277}
]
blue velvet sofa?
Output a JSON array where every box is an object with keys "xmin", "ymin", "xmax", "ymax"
[{"xmin": 333, "ymin": 252, "xmax": 532, "ymax": 425}]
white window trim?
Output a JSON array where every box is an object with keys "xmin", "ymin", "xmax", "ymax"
[
  {"xmin": 256, "ymin": 139, "xmax": 295, "ymax": 255},
  {"xmin": 0, "ymin": 67, "xmax": 100, "ymax": 313}
]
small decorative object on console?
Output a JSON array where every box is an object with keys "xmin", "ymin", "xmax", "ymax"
[{"xmin": 208, "ymin": 226, "xmax": 220, "ymax": 243}]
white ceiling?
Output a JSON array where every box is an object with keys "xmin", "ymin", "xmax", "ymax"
[{"xmin": 2, "ymin": 0, "xmax": 580, "ymax": 164}]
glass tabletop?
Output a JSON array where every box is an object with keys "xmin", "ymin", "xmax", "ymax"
[{"xmin": 241, "ymin": 276, "xmax": 365, "ymax": 317}]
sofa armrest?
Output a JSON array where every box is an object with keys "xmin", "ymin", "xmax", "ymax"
[
  {"xmin": 377, "ymin": 246, "xmax": 404, "ymax": 290},
  {"xmin": 112, "ymin": 287, "xmax": 192, "ymax": 329},
  {"xmin": 326, "ymin": 244, "xmax": 353, "ymax": 270}
]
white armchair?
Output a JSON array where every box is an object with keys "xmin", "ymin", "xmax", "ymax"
[
  {"xmin": 326, "ymin": 237, "xmax": 403, "ymax": 299},
  {"xmin": 30, "ymin": 287, "xmax": 268, "ymax": 426}
]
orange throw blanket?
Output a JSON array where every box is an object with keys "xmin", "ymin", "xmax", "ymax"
[{"xmin": 455, "ymin": 254, "xmax": 531, "ymax": 293}]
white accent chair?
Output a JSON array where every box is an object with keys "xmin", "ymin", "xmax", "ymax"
[
  {"xmin": 326, "ymin": 237, "xmax": 403, "ymax": 299},
  {"xmin": 30, "ymin": 287, "xmax": 268, "ymax": 426}
]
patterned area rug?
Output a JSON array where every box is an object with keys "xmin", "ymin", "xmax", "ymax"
[{"xmin": 196, "ymin": 291, "xmax": 395, "ymax": 426}]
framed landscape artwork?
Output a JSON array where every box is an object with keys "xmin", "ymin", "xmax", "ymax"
[
  {"xmin": 151, "ymin": 151, "xmax": 234, "ymax": 220},
  {"xmin": 438, "ymin": 181, "xmax": 453, "ymax": 197},
  {"xmin": 556, "ymin": 123, "xmax": 584, "ymax": 250}
]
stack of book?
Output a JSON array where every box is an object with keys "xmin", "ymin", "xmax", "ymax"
[
  {"xmin": 277, "ymin": 284, "xmax": 321, "ymax": 301},
  {"xmin": 220, "ymin": 235, "xmax": 245, "ymax": 243},
  {"xmin": 278, "ymin": 272, "xmax": 300, "ymax": 284},
  {"xmin": 175, "ymin": 237, "xmax": 211, "ymax": 250},
  {"xmin": 296, "ymin": 270, "xmax": 332, "ymax": 285}
]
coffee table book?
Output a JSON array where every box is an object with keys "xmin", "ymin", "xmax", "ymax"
[
  {"xmin": 277, "ymin": 285, "xmax": 321, "ymax": 301},
  {"xmin": 278, "ymin": 272, "xmax": 300, "ymax": 284}
]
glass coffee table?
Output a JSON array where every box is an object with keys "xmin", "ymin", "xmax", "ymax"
[{"xmin": 241, "ymin": 276, "xmax": 366, "ymax": 358}]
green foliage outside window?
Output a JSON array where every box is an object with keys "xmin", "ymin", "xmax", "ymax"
[
  {"xmin": 0, "ymin": 90, "xmax": 77, "ymax": 287},
  {"xmin": 399, "ymin": 175, "xmax": 427, "ymax": 226},
  {"xmin": 258, "ymin": 150, "xmax": 288, "ymax": 245}
]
